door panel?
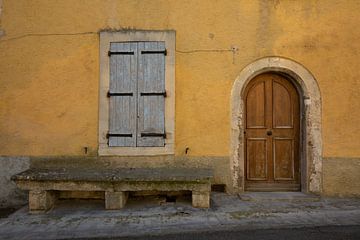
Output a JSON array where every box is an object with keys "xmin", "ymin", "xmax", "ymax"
[
  {"xmin": 246, "ymin": 138, "xmax": 267, "ymax": 180},
  {"xmin": 273, "ymin": 138, "xmax": 294, "ymax": 180},
  {"xmin": 244, "ymin": 73, "xmax": 300, "ymax": 191},
  {"xmin": 273, "ymin": 81, "xmax": 293, "ymax": 128},
  {"xmin": 246, "ymin": 82, "xmax": 266, "ymax": 128}
]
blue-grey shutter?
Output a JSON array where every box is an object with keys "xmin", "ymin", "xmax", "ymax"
[
  {"xmin": 137, "ymin": 42, "xmax": 166, "ymax": 147},
  {"xmin": 108, "ymin": 42, "xmax": 137, "ymax": 147}
]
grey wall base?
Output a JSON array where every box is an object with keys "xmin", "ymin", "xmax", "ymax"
[{"xmin": 0, "ymin": 157, "xmax": 30, "ymax": 208}]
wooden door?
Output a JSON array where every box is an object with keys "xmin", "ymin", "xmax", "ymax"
[{"xmin": 244, "ymin": 73, "xmax": 300, "ymax": 191}]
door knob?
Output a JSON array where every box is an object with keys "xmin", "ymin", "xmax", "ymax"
[{"xmin": 267, "ymin": 130, "xmax": 272, "ymax": 136}]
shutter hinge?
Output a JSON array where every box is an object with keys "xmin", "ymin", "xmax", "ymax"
[
  {"xmin": 141, "ymin": 133, "xmax": 166, "ymax": 139},
  {"xmin": 108, "ymin": 51, "xmax": 134, "ymax": 56},
  {"xmin": 107, "ymin": 91, "xmax": 133, "ymax": 97},
  {"xmin": 106, "ymin": 133, "xmax": 133, "ymax": 138},
  {"xmin": 140, "ymin": 91, "xmax": 167, "ymax": 97},
  {"xmin": 141, "ymin": 49, "xmax": 167, "ymax": 56}
]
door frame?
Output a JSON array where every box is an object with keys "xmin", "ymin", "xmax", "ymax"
[{"xmin": 230, "ymin": 57, "xmax": 322, "ymax": 194}]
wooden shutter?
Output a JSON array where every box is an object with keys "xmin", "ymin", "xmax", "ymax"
[
  {"xmin": 137, "ymin": 42, "xmax": 166, "ymax": 147},
  {"xmin": 108, "ymin": 42, "xmax": 137, "ymax": 146}
]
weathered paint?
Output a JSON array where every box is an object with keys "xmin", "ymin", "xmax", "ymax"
[{"xmin": 1, "ymin": 0, "xmax": 360, "ymax": 196}]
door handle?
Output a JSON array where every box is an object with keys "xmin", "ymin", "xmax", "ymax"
[{"xmin": 267, "ymin": 130, "xmax": 272, "ymax": 136}]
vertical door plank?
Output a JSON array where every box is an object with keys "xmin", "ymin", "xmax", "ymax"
[
  {"xmin": 273, "ymin": 81, "xmax": 293, "ymax": 128},
  {"xmin": 273, "ymin": 138, "xmax": 294, "ymax": 180},
  {"xmin": 109, "ymin": 42, "xmax": 137, "ymax": 146},
  {"xmin": 266, "ymin": 79, "xmax": 274, "ymax": 181}
]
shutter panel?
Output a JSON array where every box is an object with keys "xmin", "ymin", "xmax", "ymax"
[
  {"xmin": 137, "ymin": 42, "xmax": 166, "ymax": 147},
  {"xmin": 108, "ymin": 42, "xmax": 137, "ymax": 146}
]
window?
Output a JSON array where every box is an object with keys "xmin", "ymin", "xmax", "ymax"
[{"xmin": 99, "ymin": 31, "xmax": 175, "ymax": 156}]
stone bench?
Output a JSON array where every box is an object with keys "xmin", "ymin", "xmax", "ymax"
[{"xmin": 11, "ymin": 168, "xmax": 213, "ymax": 213}]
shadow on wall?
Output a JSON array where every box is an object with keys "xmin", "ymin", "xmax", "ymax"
[{"xmin": 0, "ymin": 157, "xmax": 30, "ymax": 208}]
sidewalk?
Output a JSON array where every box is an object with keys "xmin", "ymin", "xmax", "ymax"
[{"xmin": 0, "ymin": 192, "xmax": 359, "ymax": 239}]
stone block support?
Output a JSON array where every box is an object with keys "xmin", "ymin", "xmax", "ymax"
[
  {"xmin": 29, "ymin": 190, "xmax": 57, "ymax": 213},
  {"xmin": 192, "ymin": 191, "xmax": 210, "ymax": 208},
  {"xmin": 105, "ymin": 191, "xmax": 128, "ymax": 210}
]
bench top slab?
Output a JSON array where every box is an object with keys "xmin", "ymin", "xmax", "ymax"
[{"xmin": 11, "ymin": 168, "xmax": 213, "ymax": 183}]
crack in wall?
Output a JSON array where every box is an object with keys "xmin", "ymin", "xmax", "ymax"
[
  {"xmin": 0, "ymin": 0, "xmax": 4, "ymax": 38},
  {"xmin": 0, "ymin": 32, "xmax": 98, "ymax": 42},
  {"xmin": 0, "ymin": 31, "xmax": 238, "ymax": 61},
  {"xmin": 176, "ymin": 49, "xmax": 233, "ymax": 54}
]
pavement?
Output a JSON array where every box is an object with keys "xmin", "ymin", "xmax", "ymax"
[
  {"xmin": 0, "ymin": 192, "xmax": 359, "ymax": 239},
  {"xmin": 107, "ymin": 226, "xmax": 360, "ymax": 240}
]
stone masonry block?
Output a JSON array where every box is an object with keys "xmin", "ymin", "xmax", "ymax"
[
  {"xmin": 29, "ymin": 190, "xmax": 57, "ymax": 213},
  {"xmin": 192, "ymin": 191, "xmax": 210, "ymax": 208},
  {"xmin": 105, "ymin": 191, "xmax": 128, "ymax": 210}
]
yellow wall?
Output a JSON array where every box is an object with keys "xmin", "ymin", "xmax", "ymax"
[
  {"xmin": 1, "ymin": 0, "xmax": 360, "ymax": 159},
  {"xmin": 323, "ymin": 158, "xmax": 360, "ymax": 197}
]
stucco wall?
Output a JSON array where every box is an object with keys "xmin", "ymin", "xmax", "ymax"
[{"xmin": 1, "ymin": 0, "xmax": 360, "ymax": 197}]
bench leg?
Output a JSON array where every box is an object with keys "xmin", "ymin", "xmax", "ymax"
[
  {"xmin": 29, "ymin": 190, "xmax": 57, "ymax": 213},
  {"xmin": 192, "ymin": 191, "xmax": 210, "ymax": 208},
  {"xmin": 105, "ymin": 191, "xmax": 128, "ymax": 210}
]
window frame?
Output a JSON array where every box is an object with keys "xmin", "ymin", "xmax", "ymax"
[{"xmin": 98, "ymin": 31, "xmax": 175, "ymax": 156}]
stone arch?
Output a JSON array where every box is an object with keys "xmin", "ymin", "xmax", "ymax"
[{"xmin": 230, "ymin": 57, "xmax": 322, "ymax": 194}]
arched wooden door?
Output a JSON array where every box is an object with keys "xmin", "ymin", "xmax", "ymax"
[{"xmin": 244, "ymin": 73, "xmax": 300, "ymax": 191}]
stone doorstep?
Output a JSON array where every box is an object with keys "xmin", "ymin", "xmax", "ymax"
[
  {"xmin": 11, "ymin": 168, "xmax": 214, "ymax": 213},
  {"xmin": 238, "ymin": 192, "xmax": 321, "ymax": 202}
]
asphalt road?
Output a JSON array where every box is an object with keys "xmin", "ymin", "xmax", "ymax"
[{"xmin": 101, "ymin": 225, "xmax": 360, "ymax": 240}]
